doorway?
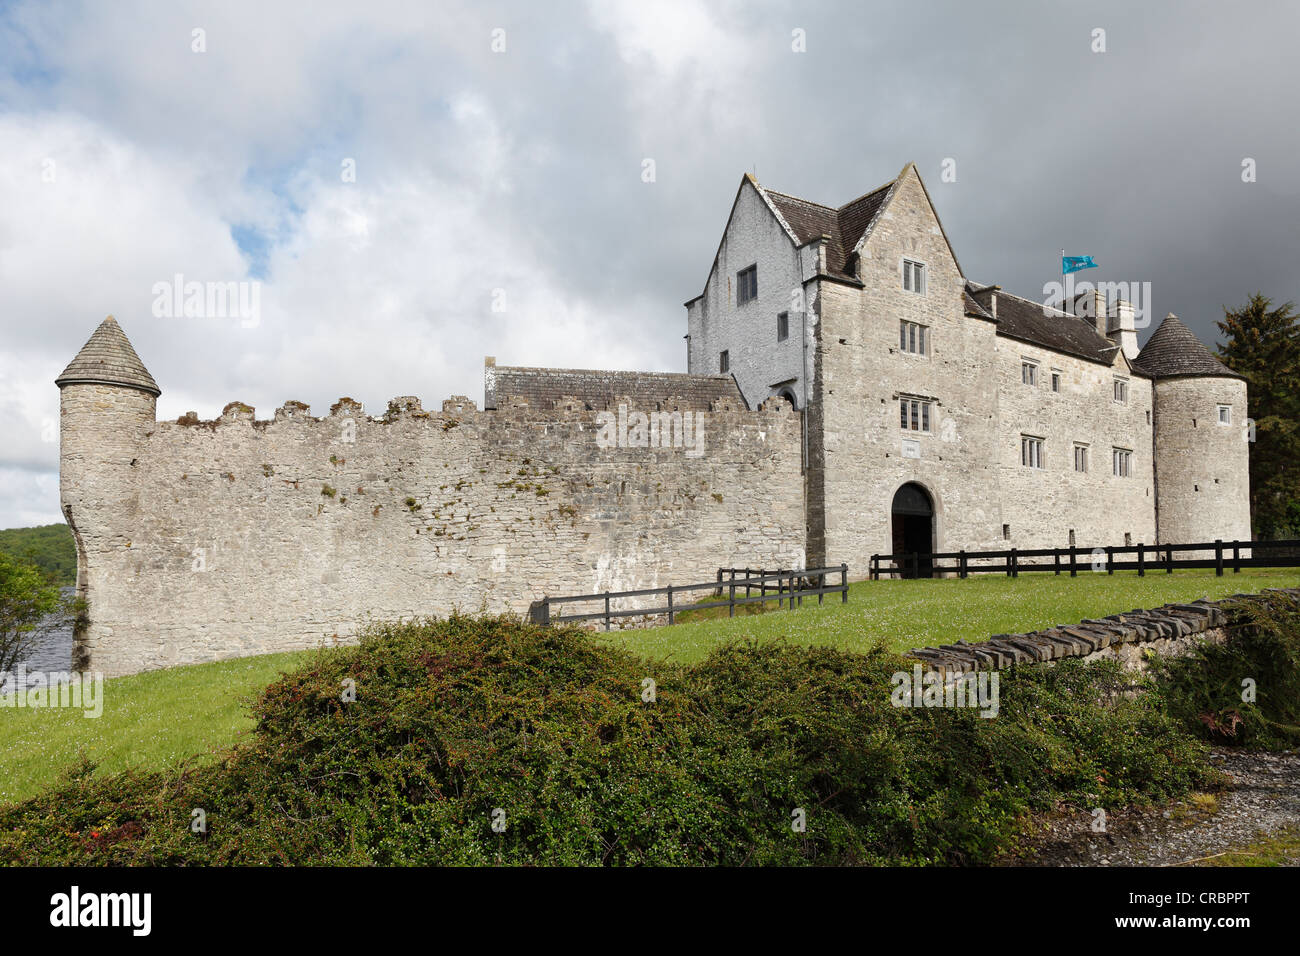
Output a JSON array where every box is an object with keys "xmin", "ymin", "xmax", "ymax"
[{"xmin": 891, "ymin": 482, "xmax": 934, "ymax": 578}]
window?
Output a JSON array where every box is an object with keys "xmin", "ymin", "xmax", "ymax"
[
  {"xmin": 1073, "ymin": 443, "xmax": 1089, "ymax": 473},
  {"xmin": 899, "ymin": 320, "xmax": 928, "ymax": 355},
  {"xmin": 1021, "ymin": 435, "xmax": 1045, "ymax": 469},
  {"xmin": 1218, "ymin": 404, "xmax": 1232, "ymax": 425},
  {"xmin": 736, "ymin": 265, "xmax": 758, "ymax": 305},
  {"xmin": 1051, "ymin": 370, "xmax": 1062, "ymax": 392},
  {"xmin": 899, "ymin": 396, "xmax": 932, "ymax": 433},
  {"xmin": 1113, "ymin": 377, "xmax": 1129, "ymax": 404},
  {"xmin": 902, "ymin": 259, "xmax": 926, "ymax": 294},
  {"xmin": 777, "ymin": 312, "xmax": 789, "ymax": 342},
  {"xmin": 1021, "ymin": 361, "xmax": 1038, "ymax": 386},
  {"xmin": 719, "ymin": 350, "xmax": 729, "ymax": 373},
  {"xmin": 1003, "ymin": 524, "xmax": 1011, "ymax": 540},
  {"xmin": 1113, "ymin": 447, "xmax": 1133, "ymax": 477}
]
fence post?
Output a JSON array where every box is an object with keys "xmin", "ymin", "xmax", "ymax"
[
  {"xmin": 715, "ymin": 568, "xmax": 722, "ymax": 598},
  {"xmin": 667, "ymin": 585, "xmax": 674, "ymax": 626},
  {"xmin": 818, "ymin": 572, "xmax": 825, "ymax": 606},
  {"xmin": 1232, "ymin": 540, "xmax": 1241, "ymax": 573},
  {"xmin": 1215, "ymin": 539, "xmax": 1224, "ymax": 576},
  {"xmin": 728, "ymin": 577, "xmax": 736, "ymax": 618},
  {"xmin": 959, "ymin": 549, "xmax": 967, "ymax": 579},
  {"xmin": 1005, "ymin": 549, "xmax": 1012, "ymax": 577},
  {"xmin": 788, "ymin": 573, "xmax": 796, "ymax": 611},
  {"xmin": 745, "ymin": 569, "xmax": 752, "ymax": 600},
  {"xmin": 1137, "ymin": 543, "xmax": 1145, "ymax": 577},
  {"xmin": 841, "ymin": 564, "xmax": 848, "ymax": 603},
  {"xmin": 1166, "ymin": 545, "xmax": 1173, "ymax": 574},
  {"xmin": 1054, "ymin": 549, "xmax": 1061, "ymax": 575},
  {"xmin": 1069, "ymin": 544, "xmax": 1077, "ymax": 577},
  {"xmin": 604, "ymin": 592, "xmax": 611, "ymax": 631}
]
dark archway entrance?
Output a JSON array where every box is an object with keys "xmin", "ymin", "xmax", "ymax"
[{"xmin": 891, "ymin": 483, "xmax": 934, "ymax": 578}]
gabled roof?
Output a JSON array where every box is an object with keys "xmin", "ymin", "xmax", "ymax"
[
  {"xmin": 762, "ymin": 179, "xmax": 893, "ymax": 280},
  {"xmin": 55, "ymin": 316, "xmax": 160, "ymax": 396},
  {"xmin": 968, "ymin": 285, "xmax": 1132, "ymax": 370},
  {"xmin": 1134, "ymin": 313, "xmax": 1242, "ymax": 379}
]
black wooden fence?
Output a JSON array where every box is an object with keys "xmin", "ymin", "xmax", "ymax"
[
  {"xmin": 529, "ymin": 564, "xmax": 849, "ymax": 631},
  {"xmin": 869, "ymin": 538, "xmax": 1300, "ymax": 580}
]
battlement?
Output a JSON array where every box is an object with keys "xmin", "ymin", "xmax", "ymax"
[{"xmin": 56, "ymin": 319, "xmax": 807, "ymax": 677}]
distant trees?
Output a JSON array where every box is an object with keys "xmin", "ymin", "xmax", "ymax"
[
  {"xmin": 0, "ymin": 523, "xmax": 75, "ymax": 586},
  {"xmin": 1217, "ymin": 294, "xmax": 1300, "ymax": 537}
]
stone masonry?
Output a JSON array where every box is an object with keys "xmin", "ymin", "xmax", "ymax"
[{"xmin": 58, "ymin": 161, "xmax": 1253, "ymax": 676}]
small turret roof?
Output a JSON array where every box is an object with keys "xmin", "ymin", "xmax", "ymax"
[
  {"xmin": 55, "ymin": 316, "xmax": 161, "ymax": 396},
  {"xmin": 1133, "ymin": 313, "xmax": 1242, "ymax": 380}
]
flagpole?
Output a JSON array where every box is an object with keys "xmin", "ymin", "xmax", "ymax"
[{"xmin": 1061, "ymin": 247, "xmax": 1066, "ymax": 314}]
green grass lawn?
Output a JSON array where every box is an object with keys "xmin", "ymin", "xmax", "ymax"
[
  {"xmin": 0, "ymin": 649, "xmax": 325, "ymax": 805},
  {"xmin": 1, "ymin": 568, "xmax": 1295, "ymax": 806},
  {"xmin": 595, "ymin": 568, "xmax": 1300, "ymax": 664}
]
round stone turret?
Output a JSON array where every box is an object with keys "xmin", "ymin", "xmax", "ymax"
[
  {"xmin": 1136, "ymin": 313, "xmax": 1251, "ymax": 544},
  {"xmin": 55, "ymin": 317, "xmax": 160, "ymax": 669}
]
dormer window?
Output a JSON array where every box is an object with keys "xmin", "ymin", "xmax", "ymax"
[
  {"xmin": 736, "ymin": 265, "xmax": 758, "ymax": 305},
  {"xmin": 902, "ymin": 259, "xmax": 926, "ymax": 294}
]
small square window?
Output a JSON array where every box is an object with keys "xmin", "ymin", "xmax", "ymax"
[
  {"xmin": 899, "ymin": 320, "xmax": 928, "ymax": 355},
  {"xmin": 1112, "ymin": 447, "xmax": 1133, "ymax": 477},
  {"xmin": 719, "ymin": 350, "xmax": 729, "ymax": 374},
  {"xmin": 902, "ymin": 259, "xmax": 926, "ymax": 294},
  {"xmin": 1051, "ymin": 370, "xmax": 1062, "ymax": 392},
  {"xmin": 736, "ymin": 265, "xmax": 758, "ymax": 305},
  {"xmin": 777, "ymin": 312, "xmax": 789, "ymax": 342},
  {"xmin": 1217, "ymin": 404, "xmax": 1232, "ymax": 425},
  {"xmin": 1021, "ymin": 435, "xmax": 1045, "ymax": 469},
  {"xmin": 1021, "ymin": 361, "xmax": 1038, "ymax": 386},
  {"xmin": 899, "ymin": 397, "xmax": 932, "ymax": 433}
]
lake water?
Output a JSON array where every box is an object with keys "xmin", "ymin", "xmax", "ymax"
[{"xmin": 0, "ymin": 588, "xmax": 75, "ymax": 694}]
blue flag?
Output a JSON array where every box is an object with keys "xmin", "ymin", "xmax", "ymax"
[{"xmin": 1062, "ymin": 254, "xmax": 1098, "ymax": 275}]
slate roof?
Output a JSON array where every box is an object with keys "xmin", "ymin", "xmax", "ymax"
[
  {"xmin": 486, "ymin": 365, "xmax": 746, "ymax": 411},
  {"xmin": 55, "ymin": 316, "xmax": 161, "ymax": 396},
  {"xmin": 1134, "ymin": 314, "xmax": 1242, "ymax": 379},
  {"xmin": 964, "ymin": 285, "xmax": 1133, "ymax": 369},
  {"xmin": 762, "ymin": 179, "xmax": 893, "ymax": 280}
]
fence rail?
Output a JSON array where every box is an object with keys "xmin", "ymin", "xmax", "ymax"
[
  {"xmin": 529, "ymin": 564, "xmax": 849, "ymax": 631},
  {"xmin": 869, "ymin": 539, "xmax": 1300, "ymax": 580}
]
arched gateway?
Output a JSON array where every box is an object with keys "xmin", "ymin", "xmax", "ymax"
[{"xmin": 890, "ymin": 482, "xmax": 935, "ymax": 578}]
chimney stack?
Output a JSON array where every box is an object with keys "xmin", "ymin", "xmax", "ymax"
[
  {"xmin": 1109, "ymin": 300, "xmax": 1139, "ymax": 360},
  {"xmin": 1073, "ymin": 289, "xmax": 1107, "ymax": 338}
]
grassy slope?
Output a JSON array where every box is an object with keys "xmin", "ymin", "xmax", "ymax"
[
  {"xmin": 1, "ymin": 568, "xmax": 1295, "ymax": 805},
  {"xmin": 0, "ymin": 650, "xmax": 324, "ymax": 804},
  {"xmin": 596, "ymin": 568, "xmax": 1300, "ymax": 664}
]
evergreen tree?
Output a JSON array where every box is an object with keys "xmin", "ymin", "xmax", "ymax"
[{"xmin": 1217, "ymin": 294, "xmax": 1300, "ymax": 536}]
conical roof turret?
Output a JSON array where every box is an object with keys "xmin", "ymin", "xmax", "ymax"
[{"xmin": 55, "ymin": 316, "xmax": 161, "ymax": 396}]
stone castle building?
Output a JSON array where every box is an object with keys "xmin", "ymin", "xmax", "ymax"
[{"xmin": 57, "ymin": 163, "xmax": 1250, "ymax": 675}]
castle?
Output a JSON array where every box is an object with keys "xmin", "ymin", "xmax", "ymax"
[{"xmin": 57, "ymin": 163, "xmax": 1251, "ymax": 676}]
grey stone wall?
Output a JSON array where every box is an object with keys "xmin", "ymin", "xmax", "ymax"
[
  {"xmin": 60, "ymin": 389, "xmax": 805, "ymax": 676},
  {"xmin": 910, "ymin": 587, "xmax": 1300, "ymax": 676}
]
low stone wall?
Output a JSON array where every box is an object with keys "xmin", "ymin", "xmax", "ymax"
[{"xmin": 909, "ymin": 587, "xmax": 1300, "ymax": 676}]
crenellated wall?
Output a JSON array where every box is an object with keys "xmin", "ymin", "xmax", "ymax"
[{"xmin": 61, "ymin": 390, "xmax": 805, "ymax": 676}]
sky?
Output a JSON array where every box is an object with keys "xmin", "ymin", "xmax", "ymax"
[{"xmin": 1, "ymin": 0, "xmax": 1297, "ymax": 528}]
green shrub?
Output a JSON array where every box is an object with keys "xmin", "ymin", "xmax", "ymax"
[
  {"xmin": 0, "ymin": 615, "xmax": 1211, "ymax": 866},
  {"xmin": 1149, "ymin": 590, "xmax": 1300, "ymax": 749}
]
